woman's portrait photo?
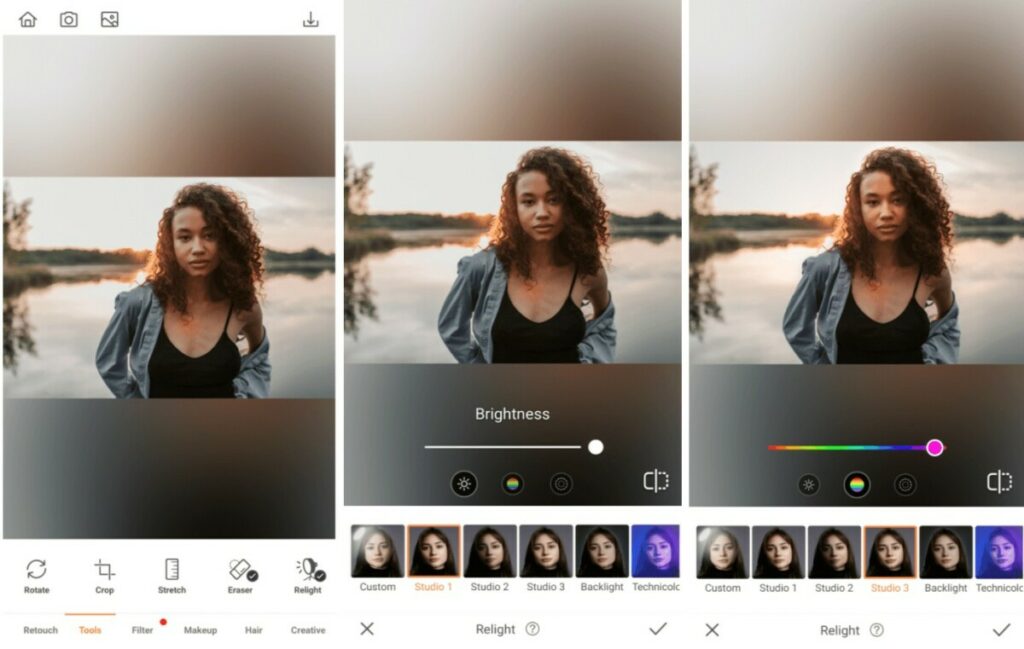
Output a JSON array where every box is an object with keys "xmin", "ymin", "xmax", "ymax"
[
  {"xmin": 753, "ymin": 526, "xmax": 804, "ymax": 579},
  {"xmin": 408, "ymin": 526, "xmax": 459, "ymax": 577},
  {"xmin": 4, "ymin": 178, "xmax": 334, "ymax": 397},
  {"xmin": 520, "ymin": 525, "xmax": 573, "ymax": 578},
  {"xmin": 808, "ymin": 527, "xmax": 860, "ymax": 579},
  {"xmin": 439, "ymin": 147, "xmax": 613, "ymax": 364},
  {"xmin": 632, "ymin": 525, "xmax": 680, "ymax": 578},
  {"xmin": 696, "ymin": 526, "xmax": 748, "ymax": 579},
  {"xmin": 920, "ymin": 526, "xmax": 971, "ymax": 579},
  {"xmin": 865, "ymin": 527, "xmax": 915, "ymax": 578},
  {"xmin": 344, "ymin": 141, "xmax": 682, "ymax": 364},
  {"xmin": 784, "ymin": 148, "xmax": 956, "ymax": 364},
  {"xmin": 97, "ymin": 184, "xmax": 267, "ymax": 398},
  {"xmin": 690, "ymin": 142, "xmax": 1024, "ymax": 364},
  {"xmin": 463, "ymin": 525, "xmax": 516, "ymax": 578},
  {"xmin": 351, "ymin": 525, "xmax": 404, "ymax": 578},
  {"xmin": 976, "ymin": 526, "xmax": 1023, "ymax": 579},
  {"xmin": 576, "ymin": 525, "xmax": 628, "ymax": 578}
]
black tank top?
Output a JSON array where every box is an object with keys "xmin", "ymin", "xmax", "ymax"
[
  {"xmin": 836, "ymin": 268, "xmax": 928, "ymax": 364},
  {"xmin": 149, "ymin": 303, "xmax": 241, "ymax": 397},
  {"xmin": 492, "ymin": 268, "xmax": 586, "ymax": 363}
]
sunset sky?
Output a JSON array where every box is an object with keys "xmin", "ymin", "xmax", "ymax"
[
  {"xmin": 692, "ymin": 142, "xmax": 1024, "ymax": 217},
  {"xmin": 5, "ymin": 177, "xmax": 334, "ymax": 251},
  {"xmin": 345, "ymin": 141, "xmax": 683, "ymax": 217}
]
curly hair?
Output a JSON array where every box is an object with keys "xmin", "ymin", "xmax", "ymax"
[
  {"xmin": 146, "ymin": 183, "xmax": 264, "ymax": 315},
  {"xmin": 834, "ymin": 147, "xmax": 954, "ymax": 280},
  {"xmin": 490, "ymin": 147, "xmax": 610, "ymax": 281}
]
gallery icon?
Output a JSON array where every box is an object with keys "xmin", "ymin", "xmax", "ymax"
[
  {"xmin": 26, "ymin": 559, "xmax": 47, "ymax": 579},
  {"xmin": 229, "ymin": 558, "xmax": 259, "ymax": 582},
  {"xmin": 95, "ymin": 559, "xmax": 115, "ymax": 580},
  {"xmin": 296, "ymin": 558, "xmax": 327, "ymax": 582},
  {"xmin": 99, "ymin": 11, "xmax": 119, "ymax": 28}
]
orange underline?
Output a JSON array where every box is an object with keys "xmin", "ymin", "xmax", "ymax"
[{"xmin": 64, "ymin": 613, "xmax": 117, "ymax": 616}]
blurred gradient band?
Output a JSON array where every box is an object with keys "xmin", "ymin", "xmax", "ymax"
[
  {"xmin": 4, "ymin": 400, "xmax": 334, "ymax": 538},
  {"xmin": 691, "ymin": 0, "xmax": 1024, "ymax": 140},
  {"xmin": 4, "ymin": 37, "xmax": 335, "ymax": 176},
  {"xmin": 345, "ymin": 0, "xmax": 681, "ymax": 140}
]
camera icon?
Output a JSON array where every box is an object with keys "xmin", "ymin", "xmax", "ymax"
[{"xmin": 60, "ymin": 11, "xmax": 79, "ymax": 28}]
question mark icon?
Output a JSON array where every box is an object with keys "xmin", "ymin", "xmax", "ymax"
[
  {"xmin": 525, "ymin": 621, "xmax": 540, "ymax": 636},
  {"xmin": 870, "ymin": 623, "xmax": 884, "ymax": 637}
]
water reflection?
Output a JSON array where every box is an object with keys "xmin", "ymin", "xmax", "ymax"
[
  {"xmin": 689, "ymin": 232, "xmax": 1024, "ymax": 364},
  {"xmin": 3, "ymin": 268, "xmax": 335, "ymax": 397},
  {"xmin": 344, "ymin": 230, "xmax": 682, "ymax": 363},
  {"xmin": 3, "ymin": 292, "xmax": 36, "ymax": 373}
]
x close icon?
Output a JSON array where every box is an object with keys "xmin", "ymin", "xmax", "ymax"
[
  {"xmin": 705, "ymin": 623, "xmax": 720, "ymax": 637},
  {"xmin": 360, "ymin": 622, "xmax": 374, "ymax": 636}
]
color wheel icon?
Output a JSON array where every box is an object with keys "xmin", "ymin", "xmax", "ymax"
[{"xmin": 843, "ymin": 471, "xmax": 870, "ymax": 499}]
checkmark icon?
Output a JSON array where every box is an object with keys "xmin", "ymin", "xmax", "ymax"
[
  {"xmin": 993, "ymin": 623, "xmax": 1010, "ymax": 637},
  {"xmin": 649, "ymin": 622, "xmax": 667, "ymax": 636}
]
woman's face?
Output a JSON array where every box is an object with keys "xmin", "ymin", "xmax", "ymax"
[
  {"xmin": 708, "ymin": 533, "xmax": 737, "ymax": 571},
  {"xmin": 532, "ymin": 533, "xmax": 560, "ymax": 569},
  {"xmin": 515, "ymin": 170, "xmax": 565, "ymax": 244},
  {"xmin": 587, "ymin": 533, "xmax": 617, "ymax": 570},
  {"xmin": 876, "ymin": 534, "xmax": 904, "ymax": 571},
  {"xmin": 765, "ymin": 534, "xmax": 793, "ymax": 572},
  {"xmin": 363, "ymin": 532, "xmax": 392, "ymax": 570},
  {"xmin": 822, "ymin": 534, "xmax": 849, "ymax": 571},
  {"xmin": 419, "ymin": 533, "xmax": 448, "ymax": 570},
  {"xmin": 931, "ymin": 534, "xmax": 960, "ymax": 571},
  {"xmin": 171, "ymin": 206, "xmax": 220, "ymax": 277},
  {"xmin": 989, "ymin": 534, "xmax": 1016, "ymax": 571},
  {"xmin": 859, "ymin": 171, "xmax": 909, "ymax": 244},
  {"xmin": 645, "ymin": 533, "xmax": 672, "ymax": 570},
  {"xmin": 476, "ymin": 533, "xmax": 504, "ymax": 570}
]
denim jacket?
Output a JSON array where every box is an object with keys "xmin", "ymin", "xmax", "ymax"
[
  {"xmin": 95, "ymin": 284, "xmax": 271, "ymax": 398},
  {"xmin": 437, "ymin": 248, "xmax": 616, "ymax": 363},
  {"xmin": 782, "ymin": 250, "xmax": 959, "ymax": 364}
]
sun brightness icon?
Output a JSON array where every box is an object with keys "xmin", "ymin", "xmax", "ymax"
[{"xmin": 456, "ymin": 476, "xmax": 473, "ymax": 492}]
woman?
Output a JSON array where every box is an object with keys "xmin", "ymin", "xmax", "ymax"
[
  {"xmin": 409, "ymin": 527, "xmax": 458, "ymax": 576},
  {"xmin": 754, "ymin": 528, "xmax": 802, "ymax": 579},
  {"xmin": 809, "ymin": 528, "xmax": 859, "ymax": 579},
  {"xmin": 697, "ymin": 528, "xmax": 746, "ymax": 579},
  {"xmin": 978, "ymin": 527, "xmax": 1022, "ymax": 579},
  {"xmin": 438, "ymin": 147, "xmax": 615, "ymax": 363},
  {"xmin": 634, "ymin": 526, "xmax": 679, "ymax": 578},
  {"xmin": 352, "ymin": 526, "xmax": 402, "ymax": 578},
  {"xmin": 522, "ymin": 527, "xmax": 571, "ymax": 578},
  {"xmin": 921, "ymin": 528, "xmax": 969, "ymax": 579},
  {"xmin": 578, "ymin": 527, "xmax": 627, "ymax": 578},
  {"xmin": 784, "ymin": 148, "xmax": 958, "ymax": 364},
  {"xmin": 96, "ymin": 184, "xmax": 269, "ymax": 397},
  {"xmin": 465, "ymin": 527, "xmax": 514, "ymax": 578},
  {"xmin": 866, "ymin": 528, "xmax": 914, "ymax": 577}
]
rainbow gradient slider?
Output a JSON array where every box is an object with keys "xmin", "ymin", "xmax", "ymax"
[{"xmin": 768, "ymin": 439, "xmax": 945, "ymax": 457}]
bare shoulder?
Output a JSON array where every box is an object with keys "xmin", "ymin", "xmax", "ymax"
[
  {"xmin": 235, "ymin": 301, "xmax": 264, "ymax": 328},
  {"xmin": 581, "ymin": 265, "xmax": 609, "ymax": 292},
  {"xmin": 924, "ymin": 266, "xmax": 952, "ymax": 291}
]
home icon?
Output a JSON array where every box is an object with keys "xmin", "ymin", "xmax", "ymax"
[{"xmin": 20, "ymin": 12, "xmax": 37, "ymax": 28}]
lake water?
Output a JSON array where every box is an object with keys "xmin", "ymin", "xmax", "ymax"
[
  {"xmin": 690, "ymin": 232, "xmax": 1024, "ymax": 364},
  {"xmin": 345, "ymin": 231, "xmax": 682, "ymax": 363},
  {"xmin": 3, "ymin": 270, "xmax": 335, "ymax": 397}
]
